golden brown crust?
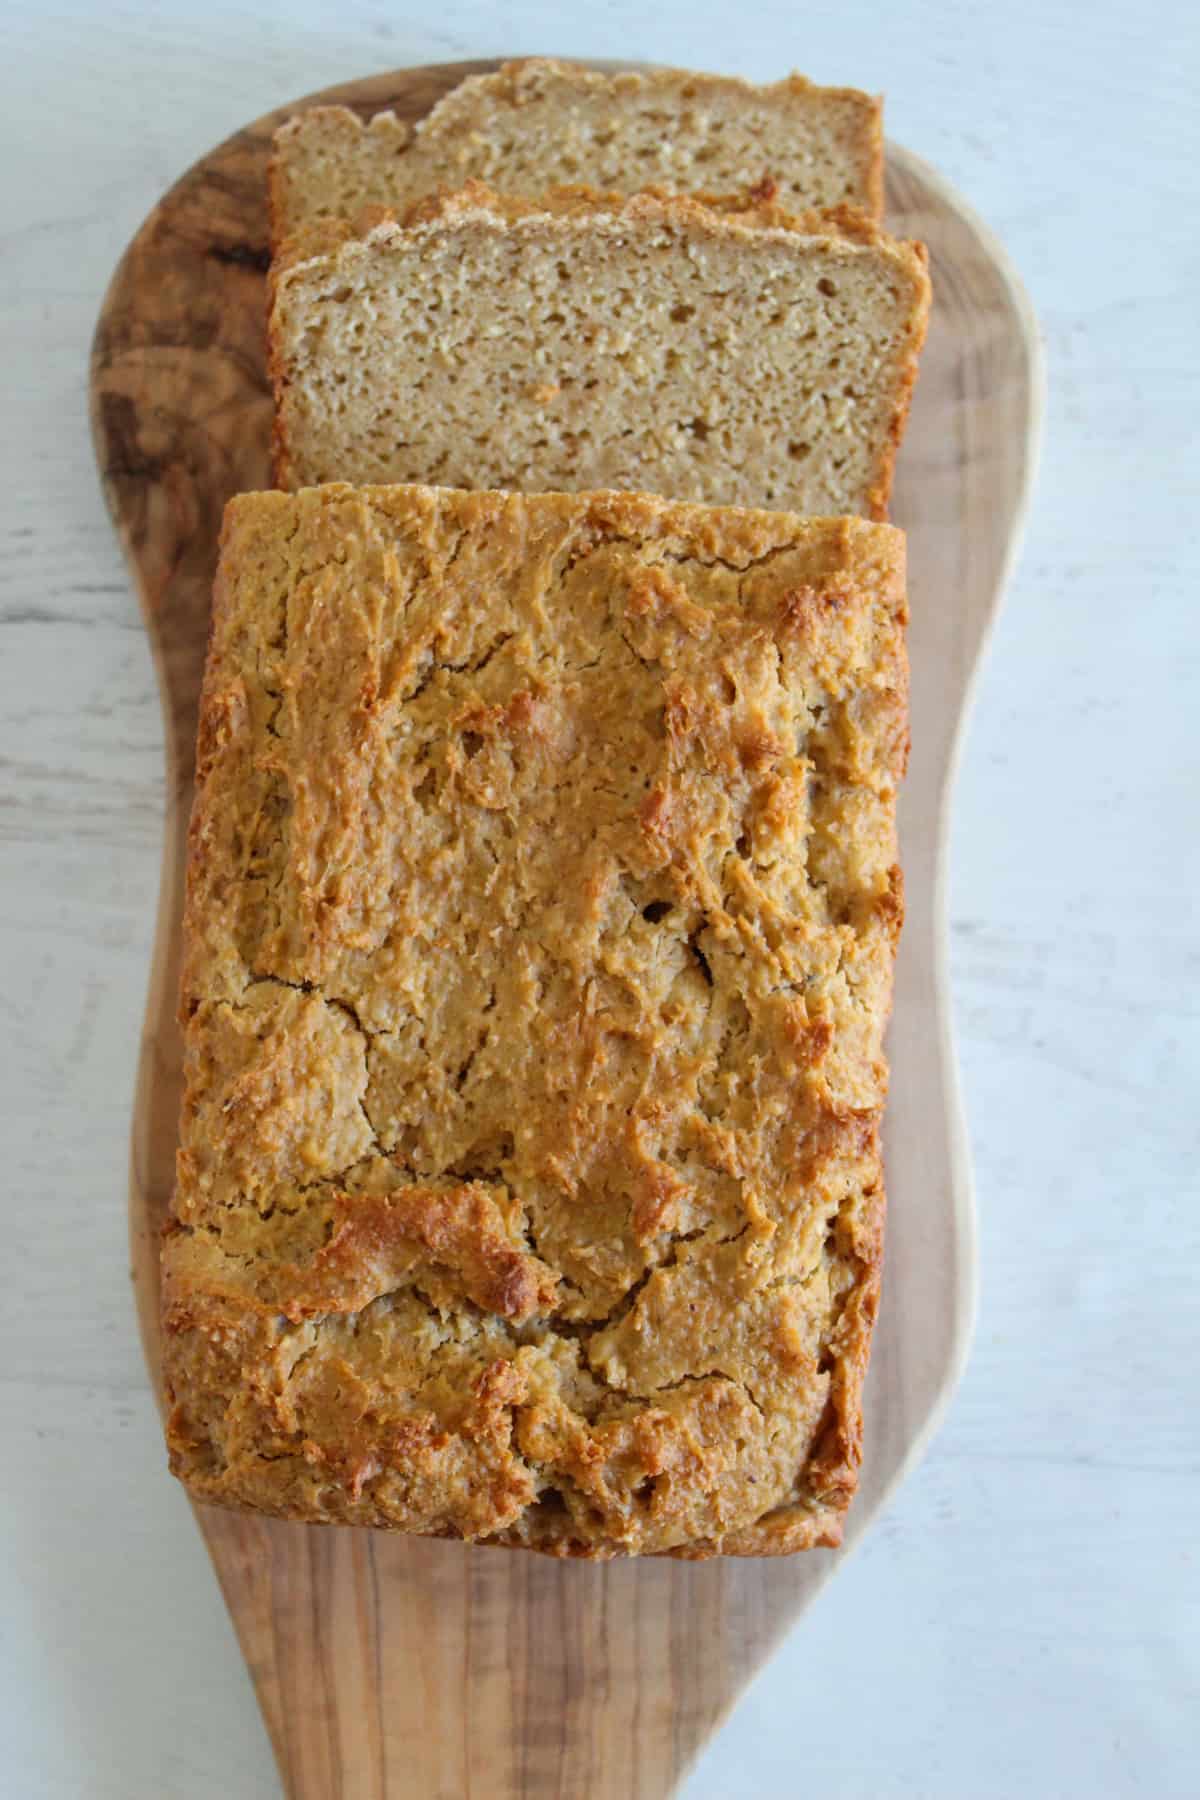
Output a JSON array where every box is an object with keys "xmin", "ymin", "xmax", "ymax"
[
  {"xmin": 863, "ymin": 240, "xmax": 932, "ymax": 520},
  {"xmin": 264, "ymin": 257, "xmax": 293, "ymax": 489},
  {"xmin": 167, "ymin": 483, "xmax": 907, "ymax": 1556},
  {"xmin": 391, "ymin": 181, "xmax": 883, "ymax": 240},
  {"xmin": 265, "ymin": 140, "xmax": 290, "ymax": 274},
  {"xmin": 271, "ymin": 181, "xmax": 906, "ymax": 275}
]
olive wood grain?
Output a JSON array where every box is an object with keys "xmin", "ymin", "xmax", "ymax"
[{"xmin": 90, "ymin": 58, "xmax": 1042, "ymax": 1800}]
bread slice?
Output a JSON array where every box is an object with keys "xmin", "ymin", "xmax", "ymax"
[
  {"xmin": 268, "ymin": 186, "xmax": 930, "ymax": 518},
  {"xmin": 270, "ymin": 58, "xmax": 884, "ymax": 244},
  {"xmin": 164, "ymin": 480, "xmax": 908, "ymax": 1557}
]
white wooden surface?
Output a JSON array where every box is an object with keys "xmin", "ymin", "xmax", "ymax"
[{"xmin": 1, "ymin": 4, "xmax": 1196, "ymax": 1797}]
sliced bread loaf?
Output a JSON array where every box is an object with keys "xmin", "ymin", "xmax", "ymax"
[
  {"xmin": 268, "ymin": 186, "xmax": 929, "ymax": 519},
  {"xmin": 270, "ymin": 58, "xmax": 884, "ymax": 243}
]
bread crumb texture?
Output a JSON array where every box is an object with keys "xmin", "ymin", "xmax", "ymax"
[
  {"xmin": 269, "ymin": 185, "xmax": 929, "ymax": 520},
  {"xmin": 165, "ymin": 483, "xmax": 908, "ymax": 1557},
  {"xmin": 269, "ymin": 58, "xmax": 884, "ymax": 242}
]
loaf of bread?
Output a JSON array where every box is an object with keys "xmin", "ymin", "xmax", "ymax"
[
  {"xmin": 163, "ymin": 481, "xmax": 908, "ymax": 1557},
  {"xmin": 270, "ymin": 58, "xmax": 883, "ymax": 244},
  {"xmin": 269, "ymin": 186, "xmax": 929, "ymax": 518}
]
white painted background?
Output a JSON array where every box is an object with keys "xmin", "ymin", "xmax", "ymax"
[{"xmin": 2, "ymin": 3, "xmax": 1197, "ymax": 1795}]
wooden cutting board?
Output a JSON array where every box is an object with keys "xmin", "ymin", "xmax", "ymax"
[{"xmin": 90, "ymin": 59, "xmax": 1041, "ymax": 1800}]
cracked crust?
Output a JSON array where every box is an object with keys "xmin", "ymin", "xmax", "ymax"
[
  {"xmin": 268, "ymin": 59, "xmax": 884, "ymax": 247},
  {"xmin": 165, "ymin": 482, "xmax": 908, "ymax": 1557}
]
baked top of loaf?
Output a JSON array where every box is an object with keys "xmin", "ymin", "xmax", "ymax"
[
  {"xmin": 273, "ymin": 179, "xmax": 875, "ymax": 264},
  {"xmin": 269, "ymin": 58, "xmax": 884, "ymax": 243},
  {"xmin": 269, "ymin": 185, "xmax": 930, "ymax": 519},
  {"xmin": 164, "ymin": 481, "xmax": 907, "ymax": 1558}
]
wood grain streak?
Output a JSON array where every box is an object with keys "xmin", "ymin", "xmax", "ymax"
[{"xmin": 89, "ymin": 58, "xmax": 1040, "ymax": 1800}]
